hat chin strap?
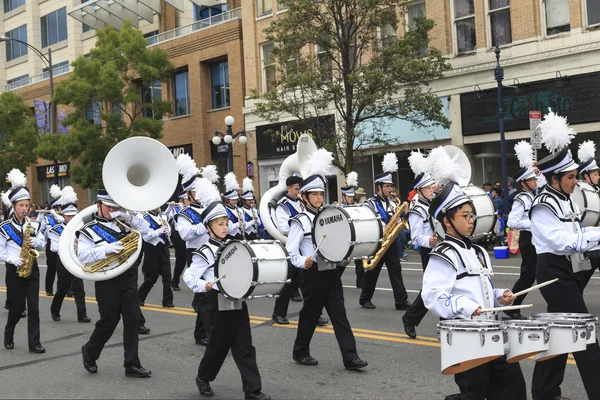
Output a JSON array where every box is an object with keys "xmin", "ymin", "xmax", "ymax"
[{"xmin": 447, "ymin": 218, "xmax": 470, "ymax": 243}]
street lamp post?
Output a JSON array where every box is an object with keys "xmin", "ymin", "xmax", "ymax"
[
  {"xmin": 212, "ymin": 115, "xmax": 247, "ymax": 173},
  {"xmin": 494, "ymin": 45, "xmax": 510, "ymax": 219},
  {"xmin": 0, "ymin": 36, "xmax": 59, "ymax": 185}
]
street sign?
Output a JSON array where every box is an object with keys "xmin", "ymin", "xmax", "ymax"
[{"xmin": 530, "ymin": 111, "xmax": 542, "ymax": 150}]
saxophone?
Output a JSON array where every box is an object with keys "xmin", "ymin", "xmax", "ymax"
[
  {"xmin": 81, "ymin": 220, "xmax": 141, "ymax": 273},
  {"xmin": 363, "ymin": 197, "xmax": 410, "ymax": 271},
  {"xmin": 17, "ymin": 217, "xmax": 40, "ymax": 278}
]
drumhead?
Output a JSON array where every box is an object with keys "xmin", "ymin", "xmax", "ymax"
[
  {"xmin": 572, "ymin": 181, "xmax": 600, "ymax": 227},
  {"xmin": 461, "ymin": 185, "xmax": 495, "ymax": 238},
  {"xmin": 215, "ymin": 240, "xmax": 256, "ymax": 300},
  {"xmin": 504, "ymin": 320, "xmax": 548, "ymax": 329},
  {"xmin": 312, "ymin": 206, "xmax": 354, "ymax": 261},
  {"xmin": 531, "ymin": 313, "xmax": 599, "ymax": 322}
]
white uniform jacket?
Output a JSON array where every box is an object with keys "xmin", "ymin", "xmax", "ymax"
[
  {"xmin": 507, "ymin": 191, "xmax": 534, "ymax": 231},
  {"xmin": 408, "ymin": 197, "xmax": 434, "ymax": 249},
  {"xmin": 175, "ymin": 203, "xmax": 208, "ymax": 249},
  {"xmin": 183, "ymin": 237, "xmax": 222, "ymax": 293},
  {"xmin": 0, "ymin": 216, "xmax": 45, "ymax": 264}
]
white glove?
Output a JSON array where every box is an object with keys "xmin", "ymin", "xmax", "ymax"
[
  {"xmin": 148, "ymin": 228, "xmax": 164, "ymax": 239},
  {"xmin": 105, "ymin": 242, "xmax": 124, "ymax": 255},
  {"xmin": 7, "ymin": 256, "xmax": 23, "ymax": 267},
  {"xmin": 110, "ymin": 211, "xmax": 131, "ymax": 222}
]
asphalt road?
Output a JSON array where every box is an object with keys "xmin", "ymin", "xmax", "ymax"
[{"xmin": 1, "ymin": 249, "xmax": 596, "ymax": 399}]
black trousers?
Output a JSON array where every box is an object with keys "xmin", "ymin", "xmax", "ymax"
[
  {"xmin": 84, "ymin": 266, "xmax": 142, "ymax": 368},
  {"xmin": 4, "ymin": 263, "xmax": 41, "ymax": 348},
  {"xmin": 197, "ymin": 298, "xmax": 262, "ymax": 394},
  {"xmin": 197, "ymin": 290, "xmax": 218, "ymax": 340},
  {"xmin": 531, "ymin": 253, "xmax": 600, "ymax": 400},
  {"xmin": 170, "ymin": 225, "xmax": 187, "ymax": 286},
  {"xmin": 273, "ymin": 266, "xmax": 302, "ymax": 318},
  {"xmin": 139, "ymin": 241, "xmax": 173, "ymax": 305},
  {"xmin": 336, "ymin": 260, "xmax": 365, "ymax": 288},
  {"xmin": 403, "ymin": 248, "xmax": 431, "ymax": 326},
  {"xmin": 583, "ymin": 257, "xmax": 600, "ymax": 289},
  {"xmin": 188, "ymin": 248, "xmax": 206, "ymax": 342},
  {"xmin": 360, "ymin": 241, "xmax": 408, "ymax": 306},
  {"xmin": 293, "ymin": 266, "xmax": 359, "ymax": 364},
  {"xmin": 510, "ymin": 231, "xmax": 537, "ymax": 306},
  {"xmin": 450, "ymin": 355, "xmax": 526, "ymax": 400},
  {"xmin": 50, "ymin": 257, "xmax": 87, "ymax": 319},
  {"xmin": 45, "ymin": 241, "xmax": 58, "ymax": 294}
]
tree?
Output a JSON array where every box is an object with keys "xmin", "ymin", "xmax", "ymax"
[
  {"xmin": 251, "ymin": 0, "xmax": 452, "ymax": 173},
  {"xmin": 36, "ymin": 21, "xmax": 174, "ymax": 189},
  {"xmin": 0, "ymin": 91, "xmax": 40, "ymax": 188}
]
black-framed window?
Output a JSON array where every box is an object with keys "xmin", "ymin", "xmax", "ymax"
[
  {"xmin": 588, "ymin": 0, "xmax": 600, "ymax": 26},
  {"xmin": 210, "ymin": 60, "xmax": 230, "ymax": 109},
  {"xmin": 3, "ymin": 0, "xmax": 24, "ymax": 13},
  {"xmin": 489, "ymin": 0, "xmax": 511, "ymax": 46},
  {"xmin": 5, "ymin": 24, "xmax": 27, "ymax": 61},
  {"xmin": 544, "ymin": 0, "xmax": 570, "ymax": 35},
  {"xmin": 454, "ymin": 0, "xmax": 476, "ymax": 53},
  {"xmin": 85, "ymin": 100, "xmax": 102, "ymax": 125},
  {"xmin": 6, "ymin": 74, "xmax": 29, "ymax": 89},
  {"xmin": 173, "ymin": 69, "xmax": 190, "ymax": 116},
  {"xmin": 194, "ymin": 3, "xmax": 226, "ymax": 21},
  {"xmin": 41, "ymin": 7, "xmax": 68, "ymax": 48},
  {"xmin": 141, "ymin": 80, "xmax": 162, "ymax": 119}
]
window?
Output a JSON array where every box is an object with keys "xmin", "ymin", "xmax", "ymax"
[
  {"xmin": 85, "ymin": 100, "xmax": 102, "ymax": 125},
  {"xmin": 381, "ymin": 24, "xmax": 397, "ymax": 47},
  {"xmin": 41, "ymin": 7, "xmax": 68, "ymax": 48},
  {"xmin": 194, "ymin": 4, "xmax": 226, "ymax": 21},
  {"xmin": 141, "ymin": 80, "xmax": 162, "ymax": 119},
  {"xmin": 173, "ymin": 69, "xmax": 190, "ymax": 116},
  {"xmin": 587, "ymin": 0, "xmax": 600, "ymax": 27},
  {"xmin": 5, "ymin": 25, "xmax": 27, "ymax": 61},
  {"xmin": 6, "ymin": 74, "xmax": 29, "ymax": 90},
  {"xmin": 278, "ymin": 1, "xmax": 288, "ymax": 11},
  {"xmin": 407, "ymin": 2, "xmax": 426, "ymax": 30},
  {"xmin": 261, "ymin": 43, "xmax": 276, "ymax": 92},
  {"xmin": 342, "ymin": 20, "xmax": 358, "ymax": 70},
  {"xmin": 82, "ymin": 0, "xmax": 92, "ymax": 32},
  {"xmin": 316, "ymin": 44, "xmax": 332, "ymax": 81},
  {"xmin": 258, "ymin": 0, "xmax": 272, "ymax": 16},
  {"xmin": 210, "ymin": 60, "xmax": 230, "ymax": 109},
  {"xmin": 543, "ymin": 0, "xmax": 570, "ymax": 35},
  {"xmin": 489, "ymin": 0, "xmax": 511, "ymax": 46},
  {"xmin": 3, "ymin": 0, "xmax": 25, "ymax": 13},
  {"xmin": 42, "ymin": 60, "xmax": 69, "ymax": 79},
  {"xmin": 453, "ymin": 0, "xmax": 476, "ymax": 53}
]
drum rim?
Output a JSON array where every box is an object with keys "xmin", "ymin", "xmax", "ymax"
[
  {"xmin": 437, "ymin": 320, "xmax": 502, "ymax": 330},
  {"xmin": 503, "ymin": 320, "xmax": 548, "ymax": 329},
  {"xmin": 531, "ymin": 313, "xmax": 599, "ymax": 322}
]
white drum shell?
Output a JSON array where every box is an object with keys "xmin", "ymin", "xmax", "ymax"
[
  {"xmin": 215, "ymin": 240, "xmax": 291, "ymax": 300},
  {"xmin": 503, "ymin": 320, "xmax": 549, "ymax": 363},
  {"xmin": 532, "ymin": 313, "xmax": 598, "ymax": 345},
  {"xmin": 438, "ymin": 320, "xmax": 505, "ymax": 375},
  {"xmin": 571, "ymin": 181, "xmax": 600, "ymax": 227},
  {"xmin": 529, "ymin": 318, "xmax": 589, "ymax": 361},
  {"xmin": 312, "ymin": 205, "xmax": 382, "ymax": 263}
]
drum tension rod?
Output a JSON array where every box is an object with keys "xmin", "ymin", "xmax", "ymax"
[{"xmin": 250, "ymin": 279, "xmax": 292, "ymax": 287}]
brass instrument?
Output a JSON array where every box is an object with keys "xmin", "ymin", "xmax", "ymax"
[
  {"xmin": 81, "ymin": 220, "xmax": 141, "ymax": 273},
  {"xmin": 17, "ymin": 217, "xmax": 40, "ymax": 278},
  {"xmin": 363, "ymin": 199, "xmax": 410, "ymax": 271}
]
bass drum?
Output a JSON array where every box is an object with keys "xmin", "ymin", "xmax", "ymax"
[
  {"xmin": 571, "ymin": 181, "xmax": 600, "ymax": 227},
  {"xmin": 434, "ymin": 185, "xmax": 496, "ymax": 240}
]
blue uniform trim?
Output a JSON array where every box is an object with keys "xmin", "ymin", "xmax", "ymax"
[
  {"xmin": 3, "ymin": 224, "xmax": 23, "ymax": 246},
  {"xmin": 90, "ymin": 225, "xmax": 119, "ymax": 244}
]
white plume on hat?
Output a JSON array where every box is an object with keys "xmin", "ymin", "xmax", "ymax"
[
  {"xmin": 242, "ymin": 177, "xmax": 254, "ymax": 193},
  {"xmin": 1, "ymin": 191, "xmax": 10, "ymax": 208},
  {"xmin": 578, "ymin": 141, "xmax": 596, "ymax": 164},
  {"xmin": 6, "ymin": 169, "xmax": 26, "ymax": 189},
  {"xmin": 224, "ymin": 172, "xmax": 240, "ymax": 192},
  {"xmin": 50, "ymin": 184, "xmax": 62, "ymax": 201},
  {"xmin": 408, "ymin": 150, "xmax": 429, "ymax": 175},
  {"xmin": 194, "ymin": 177, "xmax": 221, "ymax": 207},
  {"xmin": 428, "ymin": 146, "xmax": 464, "ymax": 186},
  {"xmin": 514, "ymin": 141, "xmax": 534, "ymax": 169},
  {"xmin": 382, "ymin": 153, "xmax": 398, "ymax": 173},
  {"xmin": 540, "ymin": 108, "xmax": 577, "ymax": 153},
  {"xmin": 306, "ymin": 148, "xmax": 333, "ymax": 177},
  {"xmin": 59, "ymin": 186, "xmax": 77, "ymax": 205},
  {"xmin": 201, "ymin": 165, "xmax": 220, "ymax": 184},
  {"xmin": 346, "ymin": 171, "xmax": 358, "ymax": 187},
  {"xmin": 176, "ymin": 153, "xmax": 200, "ymax": 182}
]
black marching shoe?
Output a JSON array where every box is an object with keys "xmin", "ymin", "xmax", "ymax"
[
  {"xmin": 66, "ymin": 290, "xmax": 74, "ymax": 298},
  {"xmin": 196, "ymin": 376, "xmax": 214, "ymax": 397},
  {"xmin": 395, "ymin": 300, "xmax": 412, "ymax": 311},
  {"xmin": 162, "ymin": 302, "xmax": 175, "ymax": 308},
  {"xmin": 46, "ymin": 292, "xmax": 54, "ymax": 297},
  {"xmin": 125, "ymin": 365, "xmax": 151, "ymax": 378},
  {"xmin": 29, "ymin": 344, "xmax": 45, "ymax": 354},
  {"xmin": 317, "ymin": 316, "xmax": 329, "ymax": 326},
  {"xmin": 4, "ymin": 340, "xmax": 14, "ymax": 350},
  {"xmin": 360, "ymin": 301, "xmax": 376, "ymax": 309},
  {"xmin": 78, "ymin": 316, "xmax": 92, "ymax": 323},
  {"xmin": 138, "ymin": 325, "xmax": 151, "ymax": 335},
  {"xmin": 272, "ymin": 314, "xmax": 289, "ymax": 325},
  {"xmin": 51, "ymin": 314, "xmax": 61, "ymax": 322},
  {"xmin": 244, "ymin": 391, "xmax": 271, "ymax": 400},
  {"xmin": 344, "ymin": 358, "xmax": 368, "ymax": 370},
  {"xmin": 402, "ymin": 315, "xmax": 417, "ymax": 339},
  {"xmin": 195, "ymin": 337, "xmax": 209, "ymax": 346},
  {"xmin": 20, "ymin": 311, "xmax": 26, "ymax": 318},
  {"xmin": 81, "ymin": 345, "xmax": 97, "ymax": 373},
  {"xmin": 139, "ymin": 301, "xmax": 145, "ymax": 307},
  {"xmin": 293, "ymin": 355, "xmax": 318, "ymax": 366},
  {"xmin": 290, "ymin": 291, "xmax": 303, "ymax": 302},
  {"xmin": 171, "ymin": 284, "xmax": 181, "ymax": 291}
]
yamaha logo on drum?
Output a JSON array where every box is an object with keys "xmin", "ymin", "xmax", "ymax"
[
  {"xmin": 318, "ymin": 214, "xmax": 343, "ymax": 227},
  {"xmin": 221, "ymin": 245, "xmax": 238, "ymax": 264}
]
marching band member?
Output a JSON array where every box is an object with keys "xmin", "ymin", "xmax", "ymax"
[
  {"xmin": 138, "ymin": 206, "xmax": 174, "ymax": 308},
  {"xmin": 184, "ymin": 178, "xmax": 270, "ymax": 400},
  {"xmin": 169, "ymin": 192, "xmax": 190, "ymax": 291},
  {"xmin": 288, "ymin": 150, "xmax": 367, "ymax": 371},
  {"xmin": 78, "ymin": 189, "xmax": 152, "ymax": 377},
  {"xmin": 402, "ymin": 151, "xmax": 437, "ymax": 339},
  {"xmin": 1, "ymin": 169, "xmax": 45, "ymax": 353},
  {"xmin": 49, "ymin": 187, "xmax": 90, "ymax": 323},
  {"xmin": 241, "ymin": 177, "xmax": 261, "ymax": 240},
  {"xmin": 360, "ymin": 153, "xmax": 410, "ymax": 311},
  {"xmin": 422, "ymin": 182, "xmax": 526, "ymax": 400},
  {"xmin": 506, "ymin": 141, "xmax": 538, "ymax": 319},
  {"xmin": 529, "ymin": 110, "xmax": 600, "ymax": 400},
  {"xmin": 577, "ymin": 140, "xmax": 600, "ymax": 288},
  {"xmin": 223, "ymin": 172, "xmax": 254, "ymax": 240},
  {"xmin": 39, "ymin": 184, "xmax": 64, "ymax": 296},
  {"xmin": 337, "ymin": 172, "xmax": 365, "ymax": 288}
]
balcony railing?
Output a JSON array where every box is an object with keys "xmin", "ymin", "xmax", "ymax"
[{"xmin": 4, "ymin": 63, "xmax": 71, "ymax": 92}]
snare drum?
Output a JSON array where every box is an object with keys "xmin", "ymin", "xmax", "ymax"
[
  {"xmin": 312, "ymin": 205, "xmax": 382, "ymax": 263},
  {"xmin": 437, "ymin": 320, "xmax": 505, "ymax": 375},
  {"xmin": 503, "ymin": 320, "xmax": 549, "ymax": 363},
  {"xmin": 530, "ymin": 314, "xmax": 589, "ymax": 361},
  {"xmin": 532, "ymin": 312, "xmax": 598, "ymax": 345},
  {"xmin": 572, "ymin": 181, "xmax": 600, "ymax": 227},
  {"xmin": 215, "ymin": 240, "xmax": 292, "ymax": 301}
]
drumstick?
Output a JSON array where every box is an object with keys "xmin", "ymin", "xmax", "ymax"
[
  {"xmin": 512, "ymin": 278, "xmax": 558, "ymax": 297},
  {"xmin": 479, "ymin": 304, "xmax": 533, "ymax": 313},
  {"xmin": 212, "ymin": 274, "xmax": 227, "ymax": 285},
  {"xmin": 310, "ymin": 234, "xmax": 327, "ymax": 258}
]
